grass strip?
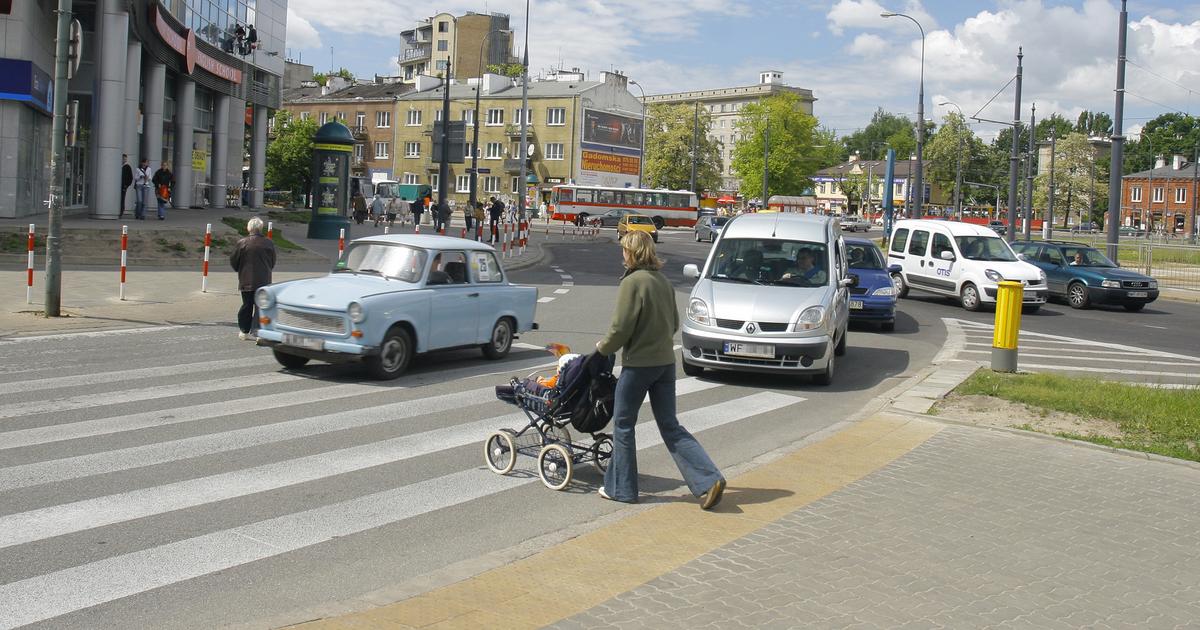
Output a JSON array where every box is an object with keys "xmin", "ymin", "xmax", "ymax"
[
  {"xmin": 221, "ymin": 216, "xmax": 303, "ymax": 251},
  {"xmin": 956, "ymin": 370, "xmax": 1200, "ymax": 462}
]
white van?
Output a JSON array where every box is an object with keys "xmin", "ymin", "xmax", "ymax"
[{"xmin": 887, "ymin": 220, "xmax": 1047, "ymax": 312}]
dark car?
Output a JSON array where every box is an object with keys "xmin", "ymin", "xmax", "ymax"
[
  {"xmin": 694, "ymin": 215, "xmax": 729, "ymax": 242},
  {"xmin": 1011, "ymin": 240, "xmax": 1159, "ymax": 311},
  {"xmin": 845, "ymin": 237, "xmax": 898, "ymax": 331},
  {"xmin": 593, "ymin": 208, "xmax": 633, "ymax": 227},
  {"xmin": 987, "ymin": 220, "xmax": 1007, "ymax": 237}
]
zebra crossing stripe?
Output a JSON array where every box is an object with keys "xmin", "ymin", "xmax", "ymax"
[
  {"xmin": 0, "ymin": 391, "xmax": 802, "ymax": 630},
  {"xmin": 0, "ymin": 378, "xmax": 723, "ymax": 547},
  {"xmin": 0, "ymin": 356, "xmax": 278, "ymax": 396}
]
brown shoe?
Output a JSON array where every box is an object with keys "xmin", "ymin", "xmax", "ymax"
[{"xmin": 701, "ymin": 478, "xmax": 725, "ymax": 510}]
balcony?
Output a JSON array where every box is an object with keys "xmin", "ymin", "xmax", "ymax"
[
  {"xmin": 505, "ymin": 124, "xmax": 536, "ymax": 139},
  {"xmin": 401, "ymin": 45, "xmax": 431, "ymax": 62},
  {"xmin": 349, "ymin": 125, "xmax": 369, "ymax": 140},
  {"xmin": 504, "ymin": 158, "xmax": 529, "ymax": 173}
]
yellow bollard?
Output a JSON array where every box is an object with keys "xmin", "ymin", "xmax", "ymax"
[{"xmin": 991, "ymin": 280, "xmax": 1024, "ymax": 372}]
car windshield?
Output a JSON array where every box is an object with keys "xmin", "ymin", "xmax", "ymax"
[
  {"xmin": 376, "ymin": 182, "xmax": 401, "ymax": 198},
  {"xmin": 1062, "ymin": 247, "xmax": 1116, "ymax": 267},
  {"xmin": 954, "ymin": 235, "xmax": 1017, "ymax": 262},
  {"xmin": 711, "ymin": 217, "xmax": 729, "ymax": 226},
  {"xmin": 628, "ymin": 216, "xmax": 653, "ymax": 225},
  {"xmin": 336, "ymin": 243, "xmax": 428, "ymax": 282},
  {"xmin": 708, "ymin": 238, "xmax": 830, "ymax": 287},
  {"xmin": 847, "ymin": 243, "xmax": 885, "ymax": 269}
]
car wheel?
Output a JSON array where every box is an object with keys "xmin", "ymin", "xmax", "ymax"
[
  {"xmin": 891, "ymin": 272, "xmax": 909, "ymax": 298},
  {"xmin": 576, "ymin": 212, "xmax": 589, "ymax": 227},
  {"xmin": 834, "ymin": 328, "xmax": 847, "ymax": 356},
  {"xmin": 1067, "ymin": 281, "xmax": 1089, "ymax": 309},
  {"xmin": 365, "ymin": 326, "xmax": 413, "ymax": 380},
  {"xmin": 681, "ymin": 352, "xmax": 704, "ymax": 377},
  {"xmin": 960, "ymin": 283, "xmax": 982, "ymax": 312},
  {"xmin": 652, "ymin": 233, "xmax": 659, "ymax": 243},
  {"xmin": 482, "ymin": 317, "xmax": 514, "ymax": 360},
  {"xmin": 881, "ymin": 320, "xmax": 895, "ymax": 332},
  {"xmin": 652, "ymin": 216, "xmax": 665, "ymax": 230},
  {"xmin": 695, "ymin": 230, "xmax": 701, "ymax": 242},
  {"xmin": 272, "ymin": 349, "xmax": 309, "ymax": 369},
  {"xmin": 1021, "ymin": 304, "xmax": 1041, "ymax": 315},
  {"xmin": 1123, "ymin": 303, "xmax": 1146, "ymax": 312},
  {"xmin": 812, "ymin": 353, "xmax": 834, "ymax": 386}
]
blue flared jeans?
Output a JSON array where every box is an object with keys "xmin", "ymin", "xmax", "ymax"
[{"xmin": 602, "ymin": 363, "xmax": 723, "ymax": 502}]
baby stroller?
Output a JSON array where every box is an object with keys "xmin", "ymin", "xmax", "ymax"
[{"xmin": 484, "ymin": 351, "xmax": 617, "ymax": 490}]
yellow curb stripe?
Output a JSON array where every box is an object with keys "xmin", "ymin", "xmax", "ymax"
[{"xmin": 296, "ymin": 413, "xmax": 942, "ymax": 629}]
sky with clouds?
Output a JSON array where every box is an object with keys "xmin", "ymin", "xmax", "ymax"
[{"xmin": 286, "ymin": 0, "xmax": 1199, "ymax": 142}]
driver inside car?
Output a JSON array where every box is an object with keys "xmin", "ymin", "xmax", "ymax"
[{"xmin": 781, "ymin": 248, "xmax": 828, "ymax": 285}]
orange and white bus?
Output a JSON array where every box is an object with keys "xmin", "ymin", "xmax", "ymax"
[{"xmin": 550, "ymin": 185, "xmax": 699, "ymax": 229}]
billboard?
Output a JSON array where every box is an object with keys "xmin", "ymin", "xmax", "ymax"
[
  {"xmin": 582, "ymin": 109, "xmax": 642, "ymax": 150},
  {"xmin": 581, "ymin": 151, "xmax": 639, "ymax": 176}
]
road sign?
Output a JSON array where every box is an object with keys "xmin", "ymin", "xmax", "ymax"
[
  {"xmin": 470, "ymin": 168, "xmax": 491, "ymax": 174},
  {"xmin": 431, "ymin": 121, "xmax": 466, "ymax": 163}
]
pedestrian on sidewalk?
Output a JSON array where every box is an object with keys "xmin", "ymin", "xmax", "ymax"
[
  {"xmin": 351, "ymin": 191, "xmax": 368, "ymax": 225},
  {"xmin": 409, "ymin": 196, "xmax": 425, "ymax": 228},
  {"xmin": 488, "ymin": 196, "xmax": 503, "ymax": 243},
  {"xmin": 230, "ymin": 216, "xmax": 276, "ymax": 341},
  {"xmin": 473, "ymin": 202, "xmax": 486, "ymax": 239},
  {"xmin": 133, "ymin": 158, "xmax": 151, "ymax": 220},
  {"xmin": 120, "ymin": 154, "xmax": 133, "ymax": 218},
  {"xmin": 368, "ymin": 192, "xmax": 385, "ymax": 225},
  {"xmin": 152, "ymin": 162, "xmax": 174, "ymax": 220},
  {"xmin": 595, "ymin": 230, "xmax": 726, "ymax": 509}
]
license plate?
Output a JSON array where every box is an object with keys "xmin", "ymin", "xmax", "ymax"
[
  {"xmin": 849, "ymin": 300, "xmax": 864, "ymax": 310},
  {"xmin": 723, "ymin": 342, "xmax": 774, "ymax": 359},
  {"xmin": 282, "ymin": 333, "xmax": 324, "ymax": 350},
  {"xmin": 1127, "ymin": 291, "xmax": 1148, "ymax": 298}
]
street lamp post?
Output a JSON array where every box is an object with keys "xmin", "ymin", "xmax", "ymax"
[
  {"xmin": 516, "ymin": 0, "xmax": 531, "ymax": 221},
  {"xmin": 882, "ymin": 10, "xmax": 926, "ymax": 218},
  {"xmin": 469, "ymin": 30, "xmax": 511, "ymax": 216},
  {"xmin": 629, "ymin": 80, "xmax": 647, "ymax": 188},
  {"xmin": 939, "ymin": 101, "xmax": 965, "ymax": 220}
]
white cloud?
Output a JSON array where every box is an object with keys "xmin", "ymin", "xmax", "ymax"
[
  {"xmin": 827, "ymin": 0, "xmax": 937, "ymax": 36},
  {"xmin": 285, "ymin": 7, "xmax": 321, "ymax": 50},
  {"xmin": 847, "ymin": 33, "xmax": 888, "ymax": 56}
]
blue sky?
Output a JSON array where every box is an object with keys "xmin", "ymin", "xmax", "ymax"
[{"xmin": 286, "ymin": 1, "xmax": 1200, "ymax": 141}]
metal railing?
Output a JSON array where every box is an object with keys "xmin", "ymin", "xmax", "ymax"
[{"xmin": 1133, "ymin": 242, "xmax": 1200, "ymax": 290}]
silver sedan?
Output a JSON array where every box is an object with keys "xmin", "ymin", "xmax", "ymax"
[{"xmin": 694, "ymin": 215, "xmax": 729, "ymax": 242}]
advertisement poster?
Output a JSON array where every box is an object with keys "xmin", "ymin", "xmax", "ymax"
[
  {"xmin": 581, "ymin": 151, "xmax": 640, "ymax": 176},
  {"xmin": 582, "ymin": 109, "xmax": 642, "ymax": 150},
  {"xmin": 579, "ymin": 108, "xmax": 643, "ymax": 188}
]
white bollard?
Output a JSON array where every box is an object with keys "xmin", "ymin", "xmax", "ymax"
[
  {"xmin": 338, "ymin": 228, "xmax": 345, "ymax": 259},
  {"xmin": 201, "ymin": 223, "xmax": 212, "ymax": 293},
  {"xmin": 119, "ymin": 225, "xmax": 128, "ymax": 301},
  {"xmin": 26, "ymin": 224, "xmax": 34, "ymax": 304}
]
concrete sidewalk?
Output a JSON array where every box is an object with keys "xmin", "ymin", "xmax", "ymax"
[{"xmin": 283, "ymin": 360, "xmax": 1200, "ymax": 630}]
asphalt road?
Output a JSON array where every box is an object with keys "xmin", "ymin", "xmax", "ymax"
[{"xmin": 2, "ymin": 226, "xmax": 1196, "ymax": 629}]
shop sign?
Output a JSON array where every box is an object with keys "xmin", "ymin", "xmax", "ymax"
[
  {"xmin": 581, "ymin": 150, "xmax": 640, "ymax": 176},
  {"xmin": 0, "ymin": 57, "xmax": 52, "ymax": 115},
  {"xmin": 153, "ymin": 5, "xmax": 242, "ymax": 84},
  {"xmin": 192, "ymin": 150, "xmax": 207, "ymax": 171}
]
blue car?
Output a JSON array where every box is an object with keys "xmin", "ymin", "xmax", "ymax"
[
  {"xmin": 845, "ymin": 237, "xmax": 898, "ymax": 331},
  {"xmin": 1011, "ymin": 240, "xmax": 1158, "ymax": 311}
]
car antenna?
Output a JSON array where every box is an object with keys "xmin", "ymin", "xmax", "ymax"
[{"xmin": 771, "ymin": 207, "xmax": 781, "ymax": 238}]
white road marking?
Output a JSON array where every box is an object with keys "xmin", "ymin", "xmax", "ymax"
[
  {"xmin": 0, "ymin": 391, "xmax": 802, "ymax": 630},
  {"xmin": 554, "ymin": 289, "xmax": 570, "ymax": 294},
  {"xmin": 948, "ymin": 318, "xmax": 1200, "ymax": 361},
  {"xmin": 0, "ymin": 356, "xmax": 278, "ymax": 396},
  {"xmin": 562, "ymin": 281, "xmax": 575, "ymax": 287},
  {"xmin": 560, "ymin": 274, "xmax": 574, "ymax": 280},
  {"xmin": 957, "ymin": 350, "xmax": 1200, "ymax": 366},
  {"xmin": 538, "ymin": 297, "xmax": 556, "ymax": 303},
  {"xmin": 1144, "ymin": 325, "xmax": 1168, "ymax": 330},
  {"xmin": 1016, "ymin": 363, "xmax": 1200, "ymax": 378},
  {"xmin": 0, "ymin": 325, "xmax": 189, "ymax": 344}
]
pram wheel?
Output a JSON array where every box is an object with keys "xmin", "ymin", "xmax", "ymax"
[
  {"xmin": 591, "ymin": 434, "xmax": 613, "ymax": 473},
  {"xmin": 537, "ymin": 443, "xmax": 573, "ymax": 490},
  {"xmin": 540, "ymin": 424, "xmax": 571, "ymax": 446},
  {"xmin": 484, "ymin": 429, "xmax": 518, "ymax": 475}
]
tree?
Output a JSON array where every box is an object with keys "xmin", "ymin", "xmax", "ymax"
[
  {"xmin": 486, "ymin": 63, "xmax": 525, "ymax": 78},
  {"xmin": 1033, "ymin": 132, "xmax": 1107, "ymax": 228},
  {"xmin": 311, "ymin": 67, "xmax": 355, "ymax": 87},
  {"xmin": 1124, "ymin": 113, "xmax": 1200, "ymax": 174},
  {"xmin": 923, "ymin": 111, "xmax": 988, "ymax": 209},
  {"xmin": 1075, "ymin": 110, "xmax": 1113, "ymax": 137},
  {"xmin": 643, "ymin": 103, "xmax": 722, "ymax": 193},
  {"xmin": 266, "ymin": 110, "xmax": 319, "ymax": 206},
  {"xmin": 1035, "ymin": 113, "xmax": 1073, "ymax": 144},
  {"xmin": 730, "ymin": 93, "xmax": 824, "ymax": 200},
  {"xmin": 843, "ymin": 108, "xmax": 918, "ymax": 160}
]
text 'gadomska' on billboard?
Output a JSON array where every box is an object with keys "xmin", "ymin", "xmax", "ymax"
[{"xmin": 578, "ymin": 108, "xmax": 642, "ymax": 187}]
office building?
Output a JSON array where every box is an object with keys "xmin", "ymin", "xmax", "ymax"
[{"xmin": 397, "ymin": 12, "xmax": 516, "ymax": 83}]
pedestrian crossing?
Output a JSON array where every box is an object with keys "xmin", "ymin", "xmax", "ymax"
[
  {"xmin": 940, "ymin": 318, "xmax": 1200, "ymax": 387},
  {"xmin": 0, "ymin": 325, "xmax": 807, "ymax": 629}
]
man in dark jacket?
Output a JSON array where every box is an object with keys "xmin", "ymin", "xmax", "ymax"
[
  {"xmin": 151, "ymin": 162, "xmax": 173, "ymax": 220},
  {"xmin": 229, "ymin": 216, "xmax": 277, "ymax": 341},
  {"xmin": 120, "ymin": 154, "xmax": 133, "ymax": 218},
  {"xmin": 488, "ymin": 197, "xmax": 504, "ymax": 243}
]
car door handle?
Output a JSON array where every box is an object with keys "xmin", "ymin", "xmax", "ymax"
[{"xmin": 468, "ymin": 292, "xmax": 480, "ymax": 297}]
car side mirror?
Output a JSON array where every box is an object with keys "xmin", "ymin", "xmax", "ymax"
[
  {"xmin": 939, "ymin": 250, "xmax": 956, "ymax": 261},
  {"xmin": 1016, "ymin": 253, "xmax": 1028, "ymax": 262},
  {"xmin": 683, "ymin": 264, "xmax": 700, "ymax": 280},
  {"xmin": 887, "ymin": 264, "xmax": 902, "ymax": 274},
  {"xmin": 841, "ymin": 274, "xmax": 859, "ymax": 288}
]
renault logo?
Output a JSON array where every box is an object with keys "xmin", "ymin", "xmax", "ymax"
[{"xmin": 746, "ymin": 322, "xmax": 757, "ymax": 334}]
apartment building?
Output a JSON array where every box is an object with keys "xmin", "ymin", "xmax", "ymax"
[
  {"xmin": 814, "ymin": 157, "xmax": 945, "ymax": 215},
  {"xmin": 398, "ymin": 12, "xmax": 515, "ymax": 83},
  {"xmin": 1121, "ymin": 154, "xmax": 1199, "ymax": 234},
  {"xmin": 642, "ymin": 71, "xmax": 816, "ymax": 195}
]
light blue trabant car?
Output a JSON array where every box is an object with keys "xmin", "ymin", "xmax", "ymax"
[{"xmin": 254, "ymin": 235, "xmax": 538, "ymax": 379}]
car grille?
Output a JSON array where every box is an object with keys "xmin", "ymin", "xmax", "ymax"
[
  {"xmin": 1122, "ymin": 280, "xmax": 1150, "ymax": 289},
  {"xmin": 758, "ymin": 322, "xmax": 789, "ymax": 332},
  {"xmin": 700, "ymin": 349, "xmax": 806, "ymax": 368},
  {"xmin": 714, "ymin": 319, "xmax": 788, "ymax": 332},
  {"xmin": 850, "ymin": 287, "xmax": 869, "ymax": 295},
  {"xmin": 716, "ymin": 319, "xmax": 743, "ymax": 330},
  {"xmin": 277, "ymin": 308, "xmax": 346, "ymax": 335}
]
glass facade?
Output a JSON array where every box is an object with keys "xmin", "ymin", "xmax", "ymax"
[{"xmin": 162, "ymin": 0, "xmax": 254, "ymax": 53}]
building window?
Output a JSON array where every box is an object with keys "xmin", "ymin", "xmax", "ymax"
[
  {"xmin": 1131, "ymin": 186, "xmax": 1142, "ymax": 202},
  {"xmin": 405, "ymin": 142, "xmax": 420, "ymax": 158},
  {"xmin": 456, "ymin": 175, "xmax": 471, "ymax": 192},
  {"xmin": 486, "ymin": 142, "xmax": 503, "ymax": 159},
  {"xmin": 374, "ymin": 142, "xmax": 389, "ymax": 159},
  {"xmin": 720, "ymin": 104, "xmax": 726, "ymax": 112},
  {"xmin": 437, "ymin": 40, "xmax": 448, "ymax": 51},
  {"xmin": 513, "ymin": 108, "xmax": 532, "ymax": 125},
  {"xmin": 434, "ymin": 109, "xmax": 443, "ymax": 121},
  {"xmin": 319, "ymin": 112, "xmax": 329, "ymax": 125},
  {"xmin": 486, "ymin": 108, "xmax": 504, "ymax": 126},
  {"xmin": 435, "ymin": 60, "xmax": 448, "ymax": 72},
  {"xmin": 406, "ymin": 110, "xmax": 422, "ymax": 126},
  {"xmin": 463, "ymin": 109, "xmax": 475, "ymax": 126},
  {"xmin": 354, "ymin": 144, "xmax": 364, "ymax": 161},
  {"xmin": 547, "ymin": 107, "xmax": 566, "ymax": 126},
  {"xmin": 300, "ymin": 112, "xmax": 310, "ymax": 121},
  {"xmin": 511, "ymin": 176, "xmax": 520, "ymax": 193},
  {"xmin": 484, "ymin": 176, "xmax": 500, "ymax": 193},
  {"xmin": 336, "ymin": 112, "xmax": 345, "ymax": 121},
  {"xmin": 1176, "ymin": 187, "xmax": 1187, "ymax": 204},
  {"xmin": 463, "ymin": 142, "xmax": 474, "ymax": 159},
  {"xmin": 376, "ymin": 111, "xmax": 390, "ymax": 128},
  {"xmin": 1153, "ymin": 186, "xmax": 1164, "ymax": 203},
  {"xmin": 403, "ymin": 173, "xmax": 418, "ymax": 185},
  {"xmin": 545, "ymin": 143, "xmax": 564, "ymax": 160},
  {"xmin": 438, "ymin": 21, "xmax": 449, "ymax": 32},
  {"xmin": 355, "ymin": 112, "xmax": 365, "ymax": 128}
]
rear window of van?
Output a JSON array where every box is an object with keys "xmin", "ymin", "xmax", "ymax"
[{"xmin": 890, "ymin": 228, "xmax": 909, "ymax": 254}]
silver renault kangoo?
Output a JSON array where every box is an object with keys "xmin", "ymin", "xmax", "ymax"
[{"xmin": 681, "ymin": 213, "xmax": 852, "ymax": 385}]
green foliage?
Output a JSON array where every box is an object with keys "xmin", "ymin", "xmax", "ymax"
[
  {"xmin": 220, "ymin": 217, "xmax": 302, "ymax": 251},
  {"xmin": 1124, "ymin": 113, "xmax": 1200, "ymax": 174},
  {"xmin": 312, "ymin": 68, "xmax": 354, "ymax": 86},
  {"xmin": 266, "ymin": 110, "xmax": 318, "ymax": 203},
  {"xmin": 843, "ymin": 108, "xmax": 916, "ymax": 160},
  {"xmin": 643, "ymin": 103, "xmax": 722, "ymax": 193},
  {"xmin": 730, "ymin": 93, "xmax": 825, "ymax": 200},
  {"xmin": 924, "ymin": 111, "xmax": 988, "ymax": 206},
  {"xmin": 486, "ymin": 63, "xmax": 526, "ymax": 78},
  {"xmin": 1075, "ymin": 110, "xmax": 1113, "ymax": 137},
  {"xmin": 1035, "ymin": 113, "xmax": 1074, "ymax": 144},
  {"xmin": 1033, "ymin": 132, "xmax": 1107, "ymax": 227}
]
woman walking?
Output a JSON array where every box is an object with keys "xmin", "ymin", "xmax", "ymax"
[{"xmin": 596, "ymin": 231, "xmax": 725, "ymax": 509}]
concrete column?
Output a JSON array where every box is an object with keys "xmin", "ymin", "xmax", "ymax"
[
  {"xmin": 173, "ymin": 77, "xmax": 195, "ymax": 208},
  {"xmin": 92, "ymin": 0, "xmax": 129, "ymax": 219},
  {"xmin": 228, "ymin": 97, "xmax": 246, "ymax": 207},
  {"xmin": 141, "ymin": 59, "xmax": 166, "ymax": 173},
  {"xmin": 250, "ymin": 104, "xmax": 268, "ymax": 208},
  {"xmin": 123, "ymin": 40, "xmax": 142, "ymax": 215},
  {"xmin": 211, "ymin": 93, "xmax": 230, "ymax": 208}
]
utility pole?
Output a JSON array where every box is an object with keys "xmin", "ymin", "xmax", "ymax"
[
  {"xmin": 760, "ymin": 112, "xmax": 768, "ymax": 207},
  {"xmin": 44, "ymin": 0, "xmax": 74, "ymax": 317},
  {"xmin": 1006, "ymin": 48, "xmax": 1023, "ymax": 243},
  {"xmin": 690, "ymin": 101, "xmax": 699, "ymax": 196},
  {"xmin": 516, "ymin": 0, "xmax": 530, "ymax": 220},
  {"xmin": 1106, "ymin": 0, "xmax": 1128, "ymax": 260},
  {"xmin": 1191, "ymin": 143, "xmax": 1198, "ymax": 244},
  {"xmin": 1024, "ymin": 103, "xmax": 1036, "ymax": 240},
  {"xmin": 1044, "ymin": 130, "xmax": 1057, "ymax": 240},
  {"xmin": 436, "ymin": 61, "xmax": 452, "ymax": 215}
]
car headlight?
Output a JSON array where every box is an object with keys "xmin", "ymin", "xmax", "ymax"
[
  {"xmin": 1148, "ymin": 280, "xmax": 1158, "ymax": 289},
  {"xmin": 984, "ymin": 269, "xmax": 1004, "ymax": 283},
  {"xmin": 873, "ymin": 286, "xmax": 896, "ymax": 297},
  {"xmin": 347, "ymin": 301, "xmax": 365, "ymax": 323},
  {"xmin": 255, "ymin": 288, "xmax": 274, "ymax": 310},
  {"xmin": 687, "ymin": 298, "xmax": 712, "ymax": 326},
  {"xmin": 1037, "ymin": 269, "xmax": 1046, "ymax": 284},
  {"xmin": 1101, "ymin": 279, "xmax": 1121, "ymax": 288},
  {"xmin": 794, "ymin": 305, "xmax": 827, "ymax": 331}
]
